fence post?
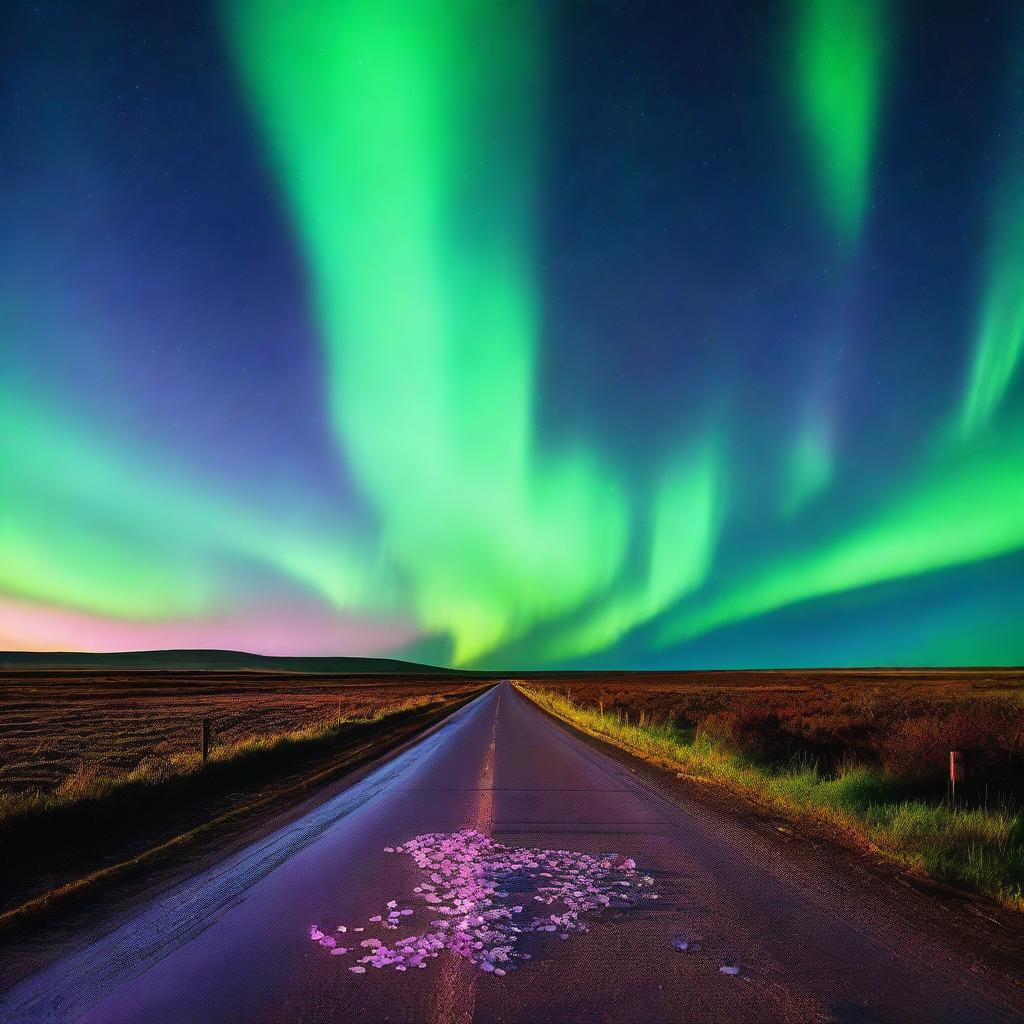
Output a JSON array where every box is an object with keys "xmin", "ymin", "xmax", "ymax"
[
  {"xmin": 949, "ymin": 749, "xmax": 964, "ymax": 804},
  {"xmin": 202, "ymin": 718, "xmax": 211, "ymax": 765}
]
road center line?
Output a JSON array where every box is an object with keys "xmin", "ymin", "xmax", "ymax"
[{"xmin": 428, "ymin": 682, "xmax": 503, "ymax": 1024}]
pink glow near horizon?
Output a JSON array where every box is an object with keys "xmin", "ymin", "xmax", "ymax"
[{"xmin": 0, "ymin": 595, "xmax": 421, "ymax": 657}]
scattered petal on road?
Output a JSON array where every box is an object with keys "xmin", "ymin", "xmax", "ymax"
[{"xmin": 310, "ymin": 829, "xmax": 657, "ymax": 976}]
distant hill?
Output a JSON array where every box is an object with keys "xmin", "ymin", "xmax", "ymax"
[
  {"xmin": 0, "ymin": 649, "xmax": 466, "ymax": 675},
  {"xmin": 3, "ymin": 650, "xmax": 1014, "ymax": 678}
]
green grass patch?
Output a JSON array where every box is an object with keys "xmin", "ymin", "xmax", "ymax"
[{"xmin": 518, "ymin": 684, "xmax": 1024, "ymax": 911}]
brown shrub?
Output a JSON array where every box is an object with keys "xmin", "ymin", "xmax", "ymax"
[
  {"xmin": 879, "ymin": 703, "xmax": 1023, "ymax": 785},
  {"xmin": 697, "ymin": 709, "xmax": 790, "ymax": 762}
]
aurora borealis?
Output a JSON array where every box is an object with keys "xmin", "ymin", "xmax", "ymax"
[{"xmin": 1, "ymin": 2, "xmax": 1022, "ymax": 668}]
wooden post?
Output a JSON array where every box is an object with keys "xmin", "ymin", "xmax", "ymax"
[
  {"xmin": 950, "ymin": 749, "xmax": 964, "ymax": 803},
  {"xmin": 598, "ymin": 698, "xmax": 604, "ymax": 718},
  {"xmin": 202, "ymin": 718, "xmax": 211, "ymax": 765}
]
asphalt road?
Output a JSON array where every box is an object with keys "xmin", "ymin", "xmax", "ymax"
[{"xmin": 2, "ymin": 682, "xmax": 1022, "ymax": 1024}]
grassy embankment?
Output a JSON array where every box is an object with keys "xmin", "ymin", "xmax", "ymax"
[{"xmin": 518, "ymin": 683, "xmax": 1024, "ymax": 911}]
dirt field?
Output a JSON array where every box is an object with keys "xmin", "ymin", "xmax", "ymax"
[{"xmin": 0, "ymin": 674, "xmax": 484, "ymax": 796}]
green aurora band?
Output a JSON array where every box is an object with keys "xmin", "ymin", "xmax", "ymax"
[
  {"xmin": 0, "ymin": 388, "xmax": 390, "ymax": 623},
  {"xmin": 226, "ymin": 1, "xmax": 635, "ymax": 663},
  {"xmin": 959, "ymin": 113, "xmax": 1024, "ymax": 438},
  {"xmin": 791, "ymin": 0, "xmax": 887, "ymax": 244},
  {"xmin": 658, "ymin": 415, "xmax": 1024, "ymax": 650},
  {"xmin": 781, "ymin": 404, "xmax": 834, "ymax": 519},
  {"xmin": 537, "ymin": 438, "xmax": 723, "ymax": 662}
]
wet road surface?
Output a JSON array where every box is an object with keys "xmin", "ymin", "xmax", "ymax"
[{"xmin": 2, "ymin": 682, "xmax": 1022, "ymax": 1023}]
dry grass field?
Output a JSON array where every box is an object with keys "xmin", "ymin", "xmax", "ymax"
[
  {"xmin": 528, "ymin": 670, "xmax": 1024, "ymax": 796},
  {"xmin": 0, "ymin": 673, "xmax": 482, "ymax": 799},
  {"xmin": 0, "ymin": 675, "xmax": 483, "ymax": 819}
]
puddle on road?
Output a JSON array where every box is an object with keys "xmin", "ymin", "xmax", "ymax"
[{"xmin": 310, "ymin": 828, "xmax": 657, "ymax": 975}]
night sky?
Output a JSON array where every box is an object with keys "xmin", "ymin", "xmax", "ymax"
[{"xmin": 2, "ymin": 1, "xmax": 1022, "ymax": 668}]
